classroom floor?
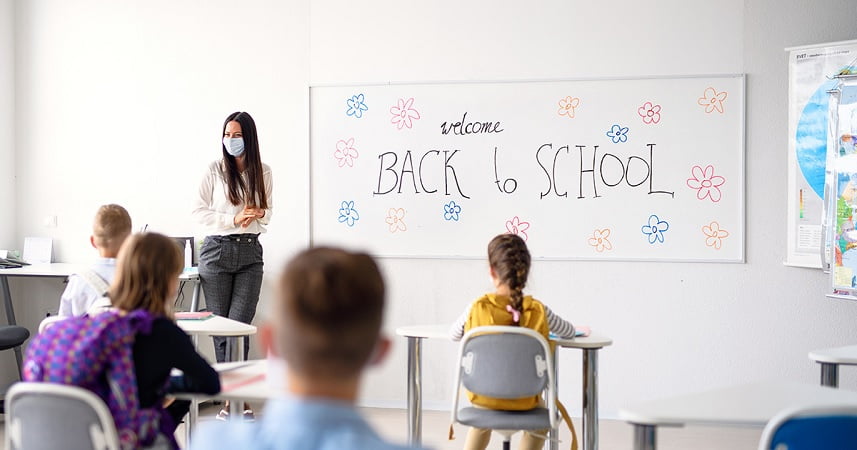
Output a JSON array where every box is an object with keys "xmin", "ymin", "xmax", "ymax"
[{"xmin": 175, "ymin": 403, "xmax": 763, "ymax": 450}]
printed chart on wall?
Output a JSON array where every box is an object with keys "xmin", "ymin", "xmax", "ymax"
[
  {"xmin": 787, "ymin": 40, "xmax": 857, "ymax": 268},
  {"xmin": 310, "ymin": 76, "xmax": 745, "ymax": 261}
]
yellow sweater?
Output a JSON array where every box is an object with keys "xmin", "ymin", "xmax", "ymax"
[{"xmin": 463, "ymin": 293, "xmax": 551, "ymax": 411}]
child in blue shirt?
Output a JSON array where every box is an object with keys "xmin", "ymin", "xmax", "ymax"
[
  {"xmin": 191, "ymin": 247, "xmax": 423, "ymax": 450},
  {"xmin": 57, "ymin": 204, "xmax": 131, "ymax": 317}
]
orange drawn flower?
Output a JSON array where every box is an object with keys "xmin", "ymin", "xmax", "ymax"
[
  {"xmin": 558, "ymin": 96, "xmax": 580, "ymax": 118},
  {"xmin": 697, "ymin": 87, "xmax": 728, "ymax": 114},
  {"xmin": 385, "ymin": 208, "xmax": 407, "ymax": 233},
  {"xmin": 588, "ymin": 229, "xmax": 613, "ymax": 252},
  {"xmin": 702, "ymin": 221, "xmax": 729, "ymax": 249}
]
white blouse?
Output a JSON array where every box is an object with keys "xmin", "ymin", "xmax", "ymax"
[{"xmin": 193, "ymin": 160, "xmax": 273, "ymax": 236}]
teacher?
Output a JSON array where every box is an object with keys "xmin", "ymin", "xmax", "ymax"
[{"xmin": 192, "ymin": 111, "xmax": 272, "ymax": 367}]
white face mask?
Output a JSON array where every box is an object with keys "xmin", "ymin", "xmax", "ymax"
[{"xmin": 223, "ymin": 137, "xmax": 245, "ymax": 157}]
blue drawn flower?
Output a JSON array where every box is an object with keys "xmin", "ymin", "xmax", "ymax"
[
  {"xmin": 606, "ymin": 124, "xmax": 629, "ymax": 143},
  {"xmin": 443, "ymin": 201, "xmax": 462, "ymax": 221},
  {"xmin": 338, "ymin": 200, "xmax": 360, "ymax": 227},
  {"xmin": 346, "ymin": 94, "xmax": 368, "ymax": 118},
  {"xmin": 641, "ymin": 214, "xmax": 670, "ymax": 244}
]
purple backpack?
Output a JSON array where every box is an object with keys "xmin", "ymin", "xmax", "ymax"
[{"xmin": 23, "ymin": 310, "xmax": 175, "ymax": 449}]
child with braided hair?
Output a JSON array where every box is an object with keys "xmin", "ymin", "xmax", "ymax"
[{"xmin": 450, "ymin": 233, "xmax": 579, "ymax": 450}]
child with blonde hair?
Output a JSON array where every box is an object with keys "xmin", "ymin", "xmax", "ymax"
[
  {"xmin": 27, "ymin": 233, "xmax": 219, "ymax": 449},
  {"xmin": 58, "ymin": 204, "xmax": 132, "ymax": 317}
]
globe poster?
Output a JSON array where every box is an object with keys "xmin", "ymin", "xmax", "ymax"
[{"xmin": 787, "ymin": 40, "xmax": 857, "ymax": 268}]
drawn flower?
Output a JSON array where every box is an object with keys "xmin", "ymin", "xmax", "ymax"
[
  {"xmin": 443, "ymin": 201, "xmax": 462, "ymax": 221},
  {"xmin": 505, "ymin": 216, "xmax": 531, "ymax": 241},
  {"xmin": 686, "ymin": 165, "xmax": 726, "ymax": 202},
  {"xmin": 334, "ymin": 138, "xmax": 359, "ymax": 167},
  {"xmin": 606, "ymin": 124, "xmax": 629, "ymax": 143},
  {"xmin": 390, "ymin": 97, "xmax": 421, "ymax": 130},
  {"xmin": 641, "ymin": 215, "xmax": 670, "ymax": 244},
  {"xmin": 346, "ymin": 94, "xmax": 368, "ymax": 118},
  {"xmin": 558, "ymin": 96, "xmax": 580, "ymax": 118},
  {"xmin": 702, "ymin": 221, "xmax": 730, "ymax": 250},
  {"xmin": 385, "ymin": 208, "xmax": 407, "ymax": 233},
  {"xmin": 637, "ymin": 101, "xmax": 661, "ymax": 124},
  {"xmin": 697, "ymin": 87, "xmax": 728, "ymax": 114},
  {"xmin": 588, "ymin": 228, "xmax": 613, "ymax": 252},
  {"xmin": 337, "ymin": 200, "xmax": 360, "ymax": 227}
]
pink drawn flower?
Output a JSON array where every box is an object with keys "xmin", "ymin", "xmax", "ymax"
[
  {"xmin": 702, "ymin": 221, "xmax": 730, "ymax": 249},
  {"xmin": 334, "ymin": 137, "xmax": 359, "ymax": 167},
  {"xmin": 558, "ymin": 96, "xmax": 580, "ymax": 118},
  {"xmin": 390, "ymin": 98, "xmax": 421, "ymax": 130},
  {"xmin": 686, "ymin": 165, "xmax": 726, "ymax": 202},
  {"xmin": 587, "ymin": 228, "xmax": 613, "ymax": 252},
  {"xmin": 505, "ymin": 216, "xmax": 531, "ymax": 241},
  {"xmin": 385, "ymin": 208, "xmax": 407, "ymax": 233},
  {"xmin": 637, "ymin": 101, "xmax": 662, "ymax": 124},
  {"xmin": 697, "ymin": 87, "xmax": 728, "ymax": 114}
]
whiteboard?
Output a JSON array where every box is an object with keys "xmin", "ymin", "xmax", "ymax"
[{"xmin": 310, "ymin": 76, "xmax": 745, "ymax": 261}]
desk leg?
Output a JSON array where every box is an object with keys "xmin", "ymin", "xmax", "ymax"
[
  {"xmin": 550, "ymin": 347, "xmax": 559, "ymax": 450},
  {"xmin": 187, "ymin": 334, "xmax": 200, "ymax": 445},
  {"xmin": 228, "ymin": 336, "xmax": 244, "ymax": 419},
  {"xmin": 0, "ymin": 276, "xmax": 22, "ymax": 375},
  {"xmin": 190, "ymin": 281, "xmax": 201, "ymax": 312},
  {"xmin": 406, "ymin": 336, "xmax": 423, "ymax": 447},
  {"xmin": 632, "ymin": 424, "xmax": 656, "ymax": 450},
  {"xmin": 820, "ymin": 363, "xmax": 839, "ymax": 388},
  {"xmin": 582, "ymin": 348, "xmax": 600, "ymax": 450}
]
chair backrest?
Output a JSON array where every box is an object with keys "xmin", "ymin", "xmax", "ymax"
[
  {"xmin": 758, "ymin": 404, "xmax": 857, "ymax": 450},
  {"xmin": 5, "ymin": 382, "xmax": 120, "ymax": 450},
  {"xmin": 37, "ymin": 316, "xmax": 66, "ymax": 334},
  {"xmin": 451, "ymin": 326, "xmax": 556, "ymax": 427}
]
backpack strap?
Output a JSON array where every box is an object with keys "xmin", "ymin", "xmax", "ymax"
[{"xmin": 77, "ymin": 269, "xmax": 110, "ymax": 297}]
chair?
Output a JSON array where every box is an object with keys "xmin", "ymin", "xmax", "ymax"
[
  {"xmin": 38, "ymin": 315, "xmax": 66, "ymax": 334},
  {"xmin": 5, "ymin": 382, "xmax": 121, "ymax": 450},
  {"xmin": 0, "ymin": 325, "xmax": 29, "ymax": 375},
  {"xmin": 758, "ymin": 404, "xmax": 857, "ymax": 450},
  {"xmin": 451, "ymin": 325, "xmax": 557, "ymax": 450}
]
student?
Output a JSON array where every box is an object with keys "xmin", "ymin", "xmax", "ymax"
[
  {"xmin": 450, "ymin": 233, "xmax": 577, "ymax": 450},
  {"xmin": 26, "ymin": 233, "xmax": 220, "ymax": 449},
  {"xmin": 190, "ymin": 247, "xmax": 420, "ymax": 450},
  {"xmin": 57, "ymin": 204, "xmax": 131, "ymax": 317}
]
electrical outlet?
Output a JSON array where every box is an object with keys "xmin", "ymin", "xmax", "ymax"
[{"xmin": 44, "ymin": 215, "xmax": 57, "ymax": 228}]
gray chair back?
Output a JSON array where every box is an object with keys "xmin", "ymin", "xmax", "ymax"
[
  {"xmin": 451, "ymin": 325, "xmax": 557, "ymax": 430},
  {"xmin": 5, "ymin": 382, "xmax": 120, "ymax": 450},
  {"xmin": 460, "ymin": 330, "xmax": 549, "ymax": 399}
]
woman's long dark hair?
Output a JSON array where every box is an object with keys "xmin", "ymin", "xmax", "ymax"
[{"xmin": 222, "ymin": 111, "xmax": 268, "ymax": 209}]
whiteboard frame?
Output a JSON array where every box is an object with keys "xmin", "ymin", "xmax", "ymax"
[{"xmin": 308, "ymin": 74, "xmax": 746, "ymax": 263}]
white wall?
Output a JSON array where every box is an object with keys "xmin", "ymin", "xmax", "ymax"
[
  {"xmin": 7, "ymin": 0, "xmax": 857, "ymax": 419},
  {"xmin": 0, "ymin": 0, "xmax": 14, "ymax": 250}
]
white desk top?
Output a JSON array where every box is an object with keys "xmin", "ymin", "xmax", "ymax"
[
  {"xmin": 177, "ymin": 315, "xmax": 257, "ymax": 337},
  {"xmin": 0, "ymin": 263, "xmax": 85, "ymax": 277},
  {"xmin": 618, "ymin": 381, "xmax": 857, "ymax": 427},
  {"xmin": 0, "ymin": 263, "xmax": 199, "ymax": 281},
  {"xmin": 175, "ymin": 360, "xmax": 276, "ymax": 403},
  {"xmin": 395, "ymin": 324, "xmax": 613, "ymax": 349},
  {"xmin": 809, "ymin": 344, "xmax": 857, "ymax": 365}
]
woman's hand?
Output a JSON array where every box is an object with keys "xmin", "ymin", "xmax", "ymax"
[
  {"xmin": 234, "ymin": 206, "xmax": 265, "ymax": 228},
  {"xmin": 234, "ymin": 209, "xmax": 257, "ymax": 227}
]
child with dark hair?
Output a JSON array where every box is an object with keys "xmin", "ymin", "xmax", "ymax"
[
  {"xmin": 450, "ymin": 233, "xmax": 577, "ymax": 450},
  {"xmin": 191, "ymin": 247, "xmax": 421, "ymax": 450}
]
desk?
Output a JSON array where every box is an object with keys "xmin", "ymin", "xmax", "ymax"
[
  {"xmin": 177, "ymin": 315, "xmax": 257, "ymax": 441},
  {"xmin": 809, "ymin": 345, "xmax": 857, "ymax": 387},
  {"xmin": 618, "ymin": 382, "xmax": 857, "ymax": 450},
  {"xmin": 0, "ymin": 264, "xmax": 202, "ymax": 372},
  {"xmin": 395, "ymin": 324, "xmax": 612, "ymax": 450}
]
